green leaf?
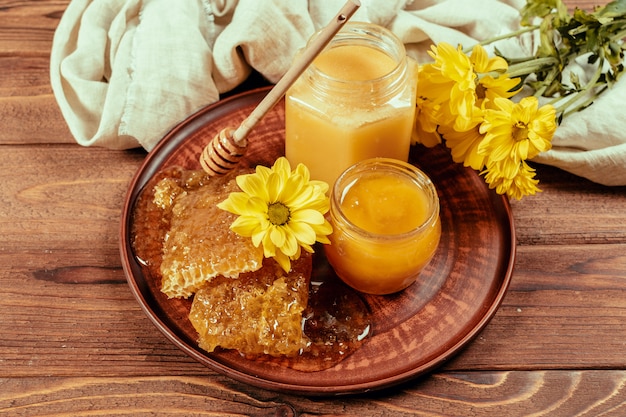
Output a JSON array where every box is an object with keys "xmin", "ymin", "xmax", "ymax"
[
  {"xmin": 569, "ymin": 71, "xmax": 582, "ymax": 89},
  {"xmin": 520, "ymin": 0, "xmax": 568, "ymax": 26},
  {"xmin": 593, "ymin": 0, "xmax": 626, "ymax": 19}
]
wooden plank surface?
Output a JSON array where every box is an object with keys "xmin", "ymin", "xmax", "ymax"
[
  {"xmin": 0, "ymin": 1, "xmax": 72, "ymax": 144},
  {"xmin": 2, "ymin": 372, "xmax": 626, "ymax": 416},
  {"xmin": 2, "ymin": 0, "xmax": 626, "ymax": 415}
]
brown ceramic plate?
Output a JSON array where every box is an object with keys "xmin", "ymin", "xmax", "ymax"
[{"xmin": 120, "ymin": 87, "xmax": 515, "ymax": 396}]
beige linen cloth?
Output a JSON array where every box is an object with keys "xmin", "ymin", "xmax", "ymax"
[{"xmin": 50, "ymin": 0, "xmax": 626, "ymax": 186}]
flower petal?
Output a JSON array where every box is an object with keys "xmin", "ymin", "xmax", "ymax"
[
  {"xmin": 237, "ymin": 173, "xmax": 269, "ymax": 201},
  {"xmin": 216, "ymin": 192, "xmax": 248, "ymax": 215},
  {"xmin": 286, "ymin": 221, "xmax": 317, "ymax": 246},
  {"xmin": 280, "ymin": 230, "xmax": 299, "ymax": 257},
  {"xmin": 291, "ymin": 208, "xmax": 326, "ymax": 225},
  {"xmin": 272, "ymin": 251, "xmax": 292, "ymax": 273}
]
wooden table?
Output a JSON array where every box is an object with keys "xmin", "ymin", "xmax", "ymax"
[{"xmin": 2, "ymin": 1, "xmax": 625, "ymax": 415}]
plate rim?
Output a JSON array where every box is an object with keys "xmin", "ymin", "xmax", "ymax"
[{"xmin": 119, "ymin": 86, "xmax": 516, "ymax": 396}]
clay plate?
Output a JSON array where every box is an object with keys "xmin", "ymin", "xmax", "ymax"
[{"xmin": 120, "ymin": 87, "xmax": 516, "ymax": 396}]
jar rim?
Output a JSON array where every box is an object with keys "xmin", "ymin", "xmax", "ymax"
[
  {"xmin": 330, "ymin": 157, "xmax": 440, "ymax": 240},
  {"xmin": 303, "ymin": 22, "xmax": 409, "ymax": 99}
]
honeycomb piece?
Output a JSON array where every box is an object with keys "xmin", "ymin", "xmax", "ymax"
[
  {"xmin": 157, "ymin": 169, "xmax": 264, "ymax": 298},
  {"xmin": 189, "ymin": 253, "xmax": 312, "ymax": 357}
]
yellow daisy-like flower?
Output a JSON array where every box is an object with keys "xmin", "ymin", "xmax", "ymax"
[
  {"xmin": 483, "ymin": 160, "xmax": 541, "ymax": 200},
  {"xmin": 217, "ymin": 157, "xmax": 332, "ymax": 273},
  {"xmin": 469, "ymin": 44, "xmax": 520, "ymax": 105},
  {"xmin": 421, "ymin": 42, "xmax": 477, "ymax": 131},
  {"xmin": 412, "ymin": 94, "xmax": 443, "ymax": 147},
  {"xmin": 439, "ymin": 122, "xmax": 488, "ymax": 171},
  {"xmin": 479, "ymin": 96, "xmax": 556, "ymax": 179},
  {"xmin": 477, "ymin": 72, "xmax": 520, "ymax": 105},
  {"xmin": 416, "ymin": 42, "xmax": 521, "ymax": 140}
]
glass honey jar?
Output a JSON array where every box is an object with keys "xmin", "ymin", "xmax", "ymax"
[
  {"xmin": 285, "ymin": 22, "xmax": 418, "ymax": 188},
  {"xmin": 324, "ymin": 158, "xmax": 441, "ymax": 295}
]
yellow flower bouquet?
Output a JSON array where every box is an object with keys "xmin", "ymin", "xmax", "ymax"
[{"xmin": 413, "ymin": 0, "xmax": 626, "ymax": 199}]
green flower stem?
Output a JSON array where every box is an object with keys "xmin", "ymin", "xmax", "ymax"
[
  {"xmin": 535, "ymin": 66, "xmax": 563, "ymax": 97},
  {"xmin": 562, "ymin": 85, "xmax": 608, "ymax": 118},
  {"xmin": 607, "ymin": 18, "xmax": 626, "ymax": 31},
  {"xmin": 507, "ymin": 56, "xmax": 560, "ymax": 78},
  {"xmin": 549, "ymin": 90, "xmax": 587, "ymax": 115},
  {"xmin": 549, "ymin": 57, "xmax": 605, "ymax": 116},
  {"xmin": 475, "ymin": 25, "xmax": 539, "ymax": 48},
  {"xmin": 611, "ymin": 27, "xmax": 626, "ymax": 42}
]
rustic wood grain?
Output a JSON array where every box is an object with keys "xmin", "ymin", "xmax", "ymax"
[
  {"xmin": 511, "ymin": 165, "xmax": 626, "ymax": 246},
  {"xmin": 0, "ymin": 0, "xmax": 73, "ymax": 145},
  {"xmin": 2, "ymin": 371, "xmax": 626, "ymax": 416},
  {"xmin": 2, "ymin": 0, "xmax": 625, "ymax": 415}
]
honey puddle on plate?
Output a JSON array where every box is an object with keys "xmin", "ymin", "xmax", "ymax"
[{"xmin": 130, "ymin": 166, "xmax": 371, "ymax": 371}]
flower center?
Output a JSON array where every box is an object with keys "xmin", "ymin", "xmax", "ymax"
[
  {"xmin": 512, "ymin": 121, "xmax": 529, "ymax": 142},
  {"xmin": 267, "ymin": 202, "xmax": 290, "ymax": 226},
  {"xmin": 475, "ymin": 83, "xmax": 487, "ymax": 100}
]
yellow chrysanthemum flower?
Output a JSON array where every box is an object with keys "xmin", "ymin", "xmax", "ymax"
[
  {"xmin": 412, "ymin": 94, "xmax": 443, "ymax": 147},
  {"xmin": 415, "ymin": 42, "xmax": 521, "ymax": 143},
  {"xmin": 483, "ymin": 160, "xmax": 541, "ymax": 200},
  {"xmin": 421, "ymin": 43, "xmax": 477, "ymax": 131},
  {"xmin": 439, "ymin": 122, "xmax": 488, "ymax": 171},
  {"xmin": 217, "ymin": 157, "xmax": 332, "ymax": 273},
  {"xmin": 479, "ymin": 96, "xmax": 556, "ymax": 179},
  {"xmin": 477, "ymin": 73, "xmax": 521, "ymax": 105},
  {"xmin": 469, "ymin": 44, "xmax": 520, "ymax": 106}
]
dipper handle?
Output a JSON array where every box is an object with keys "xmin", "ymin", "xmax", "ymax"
[{"xmin": 200, "ymin": 0, "xmax": 360, "ymax": 175}]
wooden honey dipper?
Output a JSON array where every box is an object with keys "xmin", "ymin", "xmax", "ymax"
[{"xmin": 200, "ymin": 0, "xmax": 361, "ymax": 175}]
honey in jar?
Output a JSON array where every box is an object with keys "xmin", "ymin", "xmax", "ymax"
[
  {"xmin": 324, "ymin": 158, "xmax": 441, "ymax": 295},
  {"xmin": 285, "ymin": 22, "xmax": 418, "ymax": 187}
]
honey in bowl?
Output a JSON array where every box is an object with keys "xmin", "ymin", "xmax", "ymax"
[{"xmin": 324, "ymin": 158, "xmax": 441, "ymax": 295}]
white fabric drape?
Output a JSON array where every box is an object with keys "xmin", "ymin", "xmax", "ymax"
[{"xmin": 50, "ymin": 0, "xmax": 626, "ymax": 185}]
